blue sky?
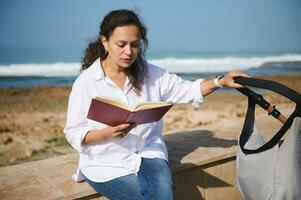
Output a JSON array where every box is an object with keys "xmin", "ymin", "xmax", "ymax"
[{"xmin": 0, "ymin": 0, "xmax": 300, "ymax": 62}]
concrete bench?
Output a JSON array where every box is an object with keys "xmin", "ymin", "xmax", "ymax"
[{"xmin": 0, "ymin": 128, "xmax": 244, "ymax": 200}]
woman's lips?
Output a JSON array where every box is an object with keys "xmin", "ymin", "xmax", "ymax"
[{"xmin": 122, "ymin": 58, "xmax": 131, "ymax": 64}]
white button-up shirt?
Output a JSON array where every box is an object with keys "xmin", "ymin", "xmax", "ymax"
[{"xmin": 64, "ymin": 58, "xmax": 204, "ymax": 182}]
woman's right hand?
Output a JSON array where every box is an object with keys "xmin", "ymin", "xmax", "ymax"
[
  {"xmin": 103, "ymin": 123, "xmax": 136, "ymax": 139},
  {"xmin": 82, "ymin": 123, "xmax": 136, "ymax": 145}
]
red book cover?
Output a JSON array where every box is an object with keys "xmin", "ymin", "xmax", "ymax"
[{"xmin": 87, "ymin": 97, "xmax": 173, "ymax": 126}]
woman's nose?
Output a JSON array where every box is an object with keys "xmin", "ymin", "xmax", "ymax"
[{"xmin": 124, "ymin": 45, "xmax": 132, "ymax": 55}]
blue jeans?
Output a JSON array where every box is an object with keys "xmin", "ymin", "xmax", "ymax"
[{"xmin": 86, "ymin": 158, "xmax": 175, "ymax": 200}]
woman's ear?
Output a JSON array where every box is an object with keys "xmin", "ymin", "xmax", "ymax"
[{"xmin": 100, "ymin": 36, "xmax": 108, "ymax": 51}]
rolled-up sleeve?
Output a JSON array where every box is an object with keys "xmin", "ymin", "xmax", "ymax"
[
  {"xmin": 63, "ymin": 79, "xmax": 93, "ymax": 153},
  {"xmin": 159, "ymin": 70, "xmax": 204, "ymax": 107}
]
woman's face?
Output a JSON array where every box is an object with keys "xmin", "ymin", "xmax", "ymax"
[{"xmin": 101, "ymin": 25, "xmax": 141, "ymax": 69}]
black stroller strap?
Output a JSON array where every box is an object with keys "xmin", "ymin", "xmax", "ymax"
[
  {"xmin": 240, "ymin": 100, "xmax": 300, "ymax": 154},
  {"xmin": 234, "ymin": 77, "xmax": 301, "ymax": 154},
  {"xmin": 236, "ymin": 87, "xmax": 282, "ymax": 120},
  {"xmin": 234, "ymin": 77, "xmax": 301, "ymax": 105}
]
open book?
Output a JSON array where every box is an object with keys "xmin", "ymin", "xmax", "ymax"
[{"xmin": 87, "ymin": 96, "xmax": 173, "ymax": 126}]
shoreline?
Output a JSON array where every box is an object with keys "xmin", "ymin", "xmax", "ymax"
[{"xmin": 0, "ymin": 73, "xmax": 300, "ymax": 167}]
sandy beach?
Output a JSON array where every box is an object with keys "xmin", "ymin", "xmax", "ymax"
[{"xmin": 0, "ymin": 73, "xmax": 300, "ymax": 167}]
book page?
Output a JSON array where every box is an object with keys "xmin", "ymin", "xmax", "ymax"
[
  {"xmin": 95, "ymin": 96, "xmax": 132, "ymax": 111},
  {"xmin": 135, "ymin": 102, "xmax": 173, "ymax": 110}
]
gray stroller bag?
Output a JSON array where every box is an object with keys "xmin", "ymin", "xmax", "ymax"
[{"xmin": 234, "ymin": 77, "xmax": 301, "ymax": 200}]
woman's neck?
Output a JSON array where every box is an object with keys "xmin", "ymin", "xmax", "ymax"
[
  {"xmin": 101, "ymin": 58, "xmax": 126, "ymax": 77},
  {"xmin": 101, "ymin": 58, "xmax": 127, "ymax": 90}
]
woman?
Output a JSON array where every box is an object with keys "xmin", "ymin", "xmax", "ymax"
[{"xmin": 64, "ymin": 9, "xmax": 248, "ymax": 200}]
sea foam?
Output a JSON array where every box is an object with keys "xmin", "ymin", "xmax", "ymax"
[{"xmin": 0, "ymin": 54, "xmax": 300, "ymax": 76}]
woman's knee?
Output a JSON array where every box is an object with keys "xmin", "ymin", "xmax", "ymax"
[
  {"xmin": 139, "ymin": 158, "xmax": 175, "ymax": 199},
  {"xmin": 142, "ymin": 158, "xmax": 174, "ymax": 185},
  {"xmin": 86, "ymin": 175, "xmax": 143, "ymax": 200}
]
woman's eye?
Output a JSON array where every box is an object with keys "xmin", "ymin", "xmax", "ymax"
[
  {"xmin": 117, "ymin": 44, "xmax": 125, "ymax": 47},
  {"xmin": 116, "ymin": 42, "xmax": 140, "ymax": 48},
  {"xmin": 132, "ymin": 43, "xmax": 140, "ymax": 48}
]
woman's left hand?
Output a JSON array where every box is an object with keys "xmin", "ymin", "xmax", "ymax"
[{"xmin": 219, "ymin": 70, "xmax": 250, "ymax": 88}]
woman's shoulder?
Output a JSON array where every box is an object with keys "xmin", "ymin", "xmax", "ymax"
[
  {"xmin": 145, "ymin": 61, "xmax": 168, "ymax": 76},
  {"xmin": 73, "ymin": 59, "xmax": 100, "ymax": 87},
  {"xmin": 71, "ymin": 74, "xmax": 86, "ymax": 92}
]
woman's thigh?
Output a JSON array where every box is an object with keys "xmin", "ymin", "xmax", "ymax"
[
  {"xmin": 86, "ymin": 158, "xmax": 174, "ymax": 200},
  {"xmin": 138, "ymin": 158, "xmax": 175, "ymax": 200},
  {"xmin": 86, "ymin": 174, "xmax": 143, "ymax": 200}
]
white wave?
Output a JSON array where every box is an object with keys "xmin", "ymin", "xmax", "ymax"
[
  {"xmin": 0, "ymin": 62, "xmax": 81, "ymax": 76},
  {"xmin": 149, "ymin": 53, "xmax": 301, "ymax": 73},
  {"xmin": 0, "ymin": 54, "xmax": 300, "ymax": 76}
]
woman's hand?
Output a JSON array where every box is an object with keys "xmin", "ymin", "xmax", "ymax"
[
  {"xmin": 219, "ymin": 70, "xmax": 250, "ymax": 88},
  {"xmin": 103, "ymin": 123, "xmax": 136, "ymax": 139},
  {"xmin": 82, "ymin": 123, "xmax": 136, "ymax": 145},
  {"xmin": 200, "ymin": 70, "xmax": 250, "ymax": 97}
]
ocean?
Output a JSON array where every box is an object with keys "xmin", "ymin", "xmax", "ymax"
[{"xmin": 0, "ymin": 50, "xmax": 301, "ymax": 88}]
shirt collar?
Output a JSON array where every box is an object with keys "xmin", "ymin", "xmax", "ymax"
[
  {"xmin": 91, "ymin": 57, "xmax": 105, "ymax": 81},
  {"xmin": 90, "ymin": 58, "xmax": 132, "ymax": 91}
]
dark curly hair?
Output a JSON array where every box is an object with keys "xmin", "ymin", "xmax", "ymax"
[{"xmin": 81, "ymin": 9, "xmax": 148, "ymax": 94}]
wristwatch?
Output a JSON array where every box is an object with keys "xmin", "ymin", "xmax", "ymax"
[{"xmin": 214, "ymin": 74, "xmax": 225, "ymax": 88}]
